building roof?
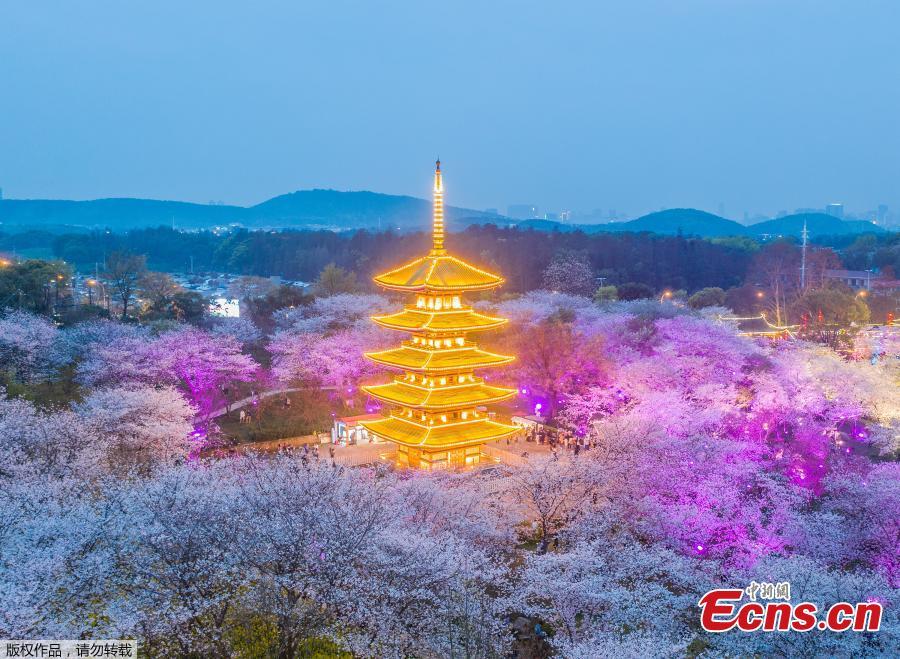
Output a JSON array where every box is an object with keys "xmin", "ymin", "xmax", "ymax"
[
  {"xmin": 823, "ymin": 269, "xmax": 874, "ymax": 279},
  {"xmin": 334, "ymin": 413, "xmax": 383, "ymax": 425},
  {"xmin": 359, "ymin": 414, "xmax": 518, "ymax": 449},
  {"xmin": 365, "ymin": 344, "xmax": 515, "ymax": 372},
  {"xmin": 372, "ymin": 307, "xmax": 507, "ymax": 333},
  {"xmin": 364, "ymin": 379, "xmax": 517, "ymax": 410},
  {"xmin": 373, "ymin": 254, "xmax": 504, "ymax": 292}
]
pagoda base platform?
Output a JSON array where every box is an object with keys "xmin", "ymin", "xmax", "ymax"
[{"xmin": 395, "ymin": 444, "xmax": 482, "ymax": 470}]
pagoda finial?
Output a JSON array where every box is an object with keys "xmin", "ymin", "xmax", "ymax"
[{"xmin": 432, "ymin": 158, "xmax": 445, "ymax": 254}]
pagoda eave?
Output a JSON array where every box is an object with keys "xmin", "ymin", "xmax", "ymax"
[
  {"xmin": 371, "ymin": 310, "xmax": 508, "ymax": 334},
  {"xmin": 363, "ymin": 381, "xmax": 518, "ymax": 410},
  {"xmin": 374, "ymin": 280, "xmax": 504, "ymax": 294},
  {"xmin": 372, "ymin": 255, "xmax": 505, "ymax": 293},
  {"xmin": 360, "ymin": 416, "xmax": 518, "ymax": 449},
  {"xmin": 364, "ymin": 347, "xmax": 515, "ymax": 373}
]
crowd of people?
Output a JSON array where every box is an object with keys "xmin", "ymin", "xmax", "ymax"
[{"xmin": 508, "ymin": 423, "xmax": 596, "ymax": 459}]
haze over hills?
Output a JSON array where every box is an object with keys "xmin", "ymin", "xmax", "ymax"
[
  {"xmin": 520, "ymin": 208, "xmax": 887, "ymax": 238},
  {"xmin": 0, "ymin": 191, "xmax": 889, "ymax": 238},
  {"xmin": 0, "ymin": 190, "xmax": 496, "ymax": 233},
  {"xmin": 603, "ymin": 209, "xmax": 747, "ymax": 237},
  {"xmin": 746, "ymin": 213, "xmax": 886, "ymax": 238}
]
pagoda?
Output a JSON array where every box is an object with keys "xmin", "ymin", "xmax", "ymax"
[{"xmin": 360, "ymin": 160, "xmax": 518, "ymax": 469}]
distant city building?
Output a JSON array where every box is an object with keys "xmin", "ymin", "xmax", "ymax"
[
  {"xmin": 507, "ymin": 204, "xmax": 539, "ymax": 219},
  {"xmin": 877, "ymin": 204, "xmax": 889, "ymax": 224},
  {"xmin": 544, "ymin": 212, "xmax": 559, "ymax": 221},
  {"xmin": 825, "ymin": 203, "xmax": 844, "ymax": 219},
  {"xmin": 559, "ymin": 209, "xmax": 572, "ymax": 222}
]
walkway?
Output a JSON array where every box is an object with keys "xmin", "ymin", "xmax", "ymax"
[{"xmin": 207, "ymin": 386, "xmax": 335, "ymax": 419}]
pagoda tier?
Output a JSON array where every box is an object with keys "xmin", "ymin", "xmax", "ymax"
[
  {"xmin": 373, "ymin": 254, "xmax": 503, "ymax": 293},
  {"xmin": 365, "ymin": 343, "xmax": 514, "ymax": 373},
  {"xmin": 362, "ymin": 415, "xmax": 517, "ymax": 449},
  {"xmin": 372, "ymin": 307, "xmax": 507, "ymax": 334},
  {"xmin": 364, "ymin": 378, "xmax": 517, "ymax": 410},
  {"xmin": 360, "ymin": 160, "xmax": 518, "ymax": 469}
]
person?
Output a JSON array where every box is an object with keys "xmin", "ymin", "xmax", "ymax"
[
  {"xmin": 329, "ymin": 445, "xmax": 335, "ymax": 459},
  {"xmin": 551, "ymin": 446, "xmax": 558, "ymax": 461},
  {"xmin": 574, "ymin": 441, "xmax": 581, "ymax": 456},
  {"xmin": 238, "ymin": 409, "xmax": 245, "ymax": 424}
]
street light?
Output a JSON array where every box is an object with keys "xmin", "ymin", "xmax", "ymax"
[
  {"xmin": 756, "ymin": 291, "xmax": 765, "ymax": 299},
  {"xmin": 855, "ymin": 290, "xmax": 868, "ymax": 299},
  {"xmin": 660, "ymin": 290, "xmax": 673, "ymax": 303},
  {"xmin": 86, "ymin": 279, "xmax": 97, "ymax": 305}
]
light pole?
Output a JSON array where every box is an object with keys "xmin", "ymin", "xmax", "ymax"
[{"xmin": 86, "ymin": 279, "xmax": 97, "ymax": 305}]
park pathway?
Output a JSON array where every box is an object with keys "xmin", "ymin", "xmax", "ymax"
[{"xmin": 208, "ymin": 385, "xmax": 337, "ymax": 419}]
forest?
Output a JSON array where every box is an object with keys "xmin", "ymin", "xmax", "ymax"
[{"xmin": 4, "ymin": 225, "xmax": 760, "ymax": 291}]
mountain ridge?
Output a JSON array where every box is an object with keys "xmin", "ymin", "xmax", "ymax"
[{"xmin": 0, "ymin": 191, "xmax": 889, "ymax": 238}]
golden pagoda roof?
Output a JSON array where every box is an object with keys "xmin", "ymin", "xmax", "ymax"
[
  {"xmin": 365, "ymin": 344, "xmax": 514, "ymax": 372},
  {"xmin": 359, "ymin": 415, "xmax": 518, "ymax": 449},
  {"xmin": 373, "ymin": 254, "xmax": 504, "ymax": 293},
  {"xmin": 364, "ymin": 379, "xmax": 517, "ymax": 410},
  {"xmin": 372, "ymin": 307, "xmax": 507, "ymax": 333}
]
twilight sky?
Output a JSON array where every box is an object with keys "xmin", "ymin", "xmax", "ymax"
[{"xmin": 1, "ymin": 0, "xmax": 898, "ymax": 219}]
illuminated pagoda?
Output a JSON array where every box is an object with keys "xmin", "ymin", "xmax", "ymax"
[{"xmin": 360, "ymin": 160, "xmax": 518, "ymax": 469}]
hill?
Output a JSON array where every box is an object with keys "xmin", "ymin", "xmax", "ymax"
[
  {"xmin": 0, "ymin": 190, "xmax": 495, "ymax": 232},
  {"xmin": 0, "ymin": 193, "xmax": 891, "ymax": 239},
  {"xmin": 515, "ymin": 209, "xmax": 746, "ymax": 237},
  {"xmin": 748, "ymin": 212, "xmax": 885, "ymax": 238},
  {"xmin": 247, "ymin": 189, "xmax": 492, "ymax": 230},
  {"xmin": 600, "ymin": 208, "xmax": 747, "ymax": 237},
  {"xmin": 0, "ymin": 198, "xmax": 245, "ymax": 230}
]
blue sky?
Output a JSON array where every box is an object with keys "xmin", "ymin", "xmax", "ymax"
[{"xmin": 1, "ymin": 0, "xmax": 897, "ymax": 219}]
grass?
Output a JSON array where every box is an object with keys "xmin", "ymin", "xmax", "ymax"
[{"xmin": 217, "ymin": 389, "xmax": 358, "ymax": 444}]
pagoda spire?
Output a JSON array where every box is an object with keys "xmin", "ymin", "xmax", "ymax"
[{"xmin": 432, "ymin": 159, "xmax": 446, "ymax": 254}]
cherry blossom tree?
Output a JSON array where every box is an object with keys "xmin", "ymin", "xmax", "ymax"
[
  {"xmin": 3, "ymin": 292, "xmax": 899, "ymax": 657},
  {"xmin": 76, "ymin": 326, "xmax": 258, "ymax": 423},
  {"xmin": 270, "ymin": 294, "xmax": 393, "ymax": 390},
  {"xmin": 75, "ymin": 384, "xmax": 195, "ymax": 471},
  {"xmin": 152, "ymin": 327, "xmax": 258, "ymax": 421},
  {"xmin": 210, "ymin": 316, "xmax": 263, "ymax": 347},
  {"xmin": 505, "ymin": 456, "xmax": 601, "ymax": 547},
  {"xmin": 274, "ymin": 293, "xmax": 392, "ymax": 333},
  {"xmin": 0, "ymin": 310, "xmax": 63, "ymax": 383},
  {"xmin": 541, "ymin": 250, "xmax": 596, "ymax": 297}
]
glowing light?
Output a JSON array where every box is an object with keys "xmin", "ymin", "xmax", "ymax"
[{"xmin": 359, "ymin": 160, "xmax": 517, "ymax": 468}]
